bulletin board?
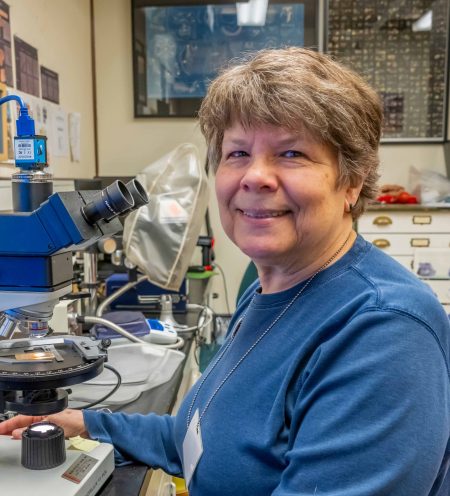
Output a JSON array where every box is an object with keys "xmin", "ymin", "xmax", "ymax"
[{"xmin": 326, "ymin": 0, "xmax": 449, "ymax": 142}]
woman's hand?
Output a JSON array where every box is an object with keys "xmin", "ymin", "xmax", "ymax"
[{"xmin": 0, "ymin": 409, "xmax": 89, "ymax": 439}]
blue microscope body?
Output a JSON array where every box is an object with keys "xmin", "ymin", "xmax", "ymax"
[{"xmin": 0, "ymin": 95, "xmax": 130, "ymax": 295}]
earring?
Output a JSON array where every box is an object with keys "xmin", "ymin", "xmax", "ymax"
[{"xmin": 344, "ymin": 200, "xmax": 353, "ymax": 213}]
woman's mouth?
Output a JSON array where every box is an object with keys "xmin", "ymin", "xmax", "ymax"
[{"xmin": 238, "ymin": 209, "xmax": 289, "ymax": 219}]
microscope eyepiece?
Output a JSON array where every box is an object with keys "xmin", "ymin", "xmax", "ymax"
[
  {"xmin": 81, "ymin": 180, "xmax": 134, "ymax": 224},
  {"xmin": 123, "ymin": 179, "xmax": 149, "ymax": 213}
]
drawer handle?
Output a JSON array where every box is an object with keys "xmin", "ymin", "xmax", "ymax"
[
  {"xmin": 373, "ymin": 239, "xmax": 390, "ymax": 249},
  {"xmin": 412, "ymin": 215, "xmax": 432, "ymax": 225},
  {"xmin": 373, "ymin": 216, "xmax": 392, "ymax": 226},
  {"xmin": 410, "ymin": 238, "xmax": 430, "ymax": 248}
]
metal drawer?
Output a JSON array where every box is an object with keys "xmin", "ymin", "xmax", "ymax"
[
  {"xmin": 363, "ymin": 233, "xmax": 450, "ymax": 256},
  {"xmin": 358, "ymin": 210, "xmax": 450, "ymax": 233}
]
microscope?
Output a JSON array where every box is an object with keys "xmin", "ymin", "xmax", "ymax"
[{"xmin": 0, "ymin": 95, "xmax": 148, "ymax": 495}]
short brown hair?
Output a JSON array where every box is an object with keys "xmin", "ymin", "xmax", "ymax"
[{"xmin": 198, "ymin": 47, "xmax": 383, "ymax": 219}]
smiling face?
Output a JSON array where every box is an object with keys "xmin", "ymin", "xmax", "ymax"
[{"xmin": 215, "ymin": 122, "xmax": 360, "ymax": 290}]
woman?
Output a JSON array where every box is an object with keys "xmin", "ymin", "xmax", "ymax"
[{"xmin": 1, "ymin": 48, "xmax": 449, "ymax": 495}]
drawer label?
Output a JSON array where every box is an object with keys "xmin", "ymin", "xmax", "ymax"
[
  {"xmin": 412, "ymin": 215, "xmax": 432, "ymax": 225},
  {"xmin": 410, "ymin": 238, "xmax": 430, "ymax": 247}
]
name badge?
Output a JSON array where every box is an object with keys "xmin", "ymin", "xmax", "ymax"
[{"xmin": 182, "ymin": 409, "xmax": 203, "ymax": 487}]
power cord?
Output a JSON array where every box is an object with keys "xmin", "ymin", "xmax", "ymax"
[
  {"xmin": 71, "ymin": 364, "xmax": 122, "ymax": 410},
  {"xmin": 193, "ymin": 305, "xmax": 209, "ymax": 366},
  {"xmin": 213, "ymin": 261, "xmax": 231, "ymax": 314}
]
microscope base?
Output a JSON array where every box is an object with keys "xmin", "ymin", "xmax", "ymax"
[{"xmin": 0, "ymin": 436, "xmax": 114, "ymax": 496}]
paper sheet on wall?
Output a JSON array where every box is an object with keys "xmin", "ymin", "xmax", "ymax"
[
  {"xmin": 34, "ymin": 98, "xmax": 53, "ymax": 138},
  {"xmin": 52, "ymin": 106, "xmax": 69, "ymax": 157},
  {"xmin": 69, "ymin": 112, "xmax": 81, "ymax": 162}
]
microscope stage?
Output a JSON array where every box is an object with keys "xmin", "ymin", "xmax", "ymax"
[{"xmin": 0, "ymin": 435, "xmax": 114, "ymax": 496}]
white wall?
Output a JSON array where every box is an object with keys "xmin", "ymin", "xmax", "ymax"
[
  {"xmin": 0, "ymin": 0, "xmax": 95, "ymax": 179},
  {"xmin": 94, "ymin": 0, "xmax": 449, "ymax": 313},
  {"xmin": 379, "ymin": 144, "xmax": 445, "ymax": 185}
]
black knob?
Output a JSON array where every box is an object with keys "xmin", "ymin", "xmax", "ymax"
[
  {"xmin": 101, "ymin": 338, "xmax": 112, "ymax": 350},
  {"xmin": 21, "ymin": 421, "xmax": 66, "ymax": 470}
]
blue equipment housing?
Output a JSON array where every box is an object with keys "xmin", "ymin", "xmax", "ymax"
[
  {"xmin": 0, "ymin": 93, "xmax": 148, "ymax": 297},
  {"xmin": 105, "ymin": 273, "xmax": 188, "ymax": 314},
  {"xmin": 0, "ymin": 190, "xmax": 125, "ymax": 292},
  {"xmin": 14, "ymin": 136, "xmax": 47, "ymax": 167}
]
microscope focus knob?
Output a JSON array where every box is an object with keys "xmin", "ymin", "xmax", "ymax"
[{"xmin": 21, "ymin": 421, "xmax": 66, "ymax": 470}]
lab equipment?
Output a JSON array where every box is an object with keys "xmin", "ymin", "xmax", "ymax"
[
  {"xmin": 0, "ymin": 94, "xmax": 147, "ymax": 495},
  {"xmin": 123, "ymin": 142, "xmax": 209, "ymax": 291},
  {"xmin": 104, "ymin": 273, "xmax": 188, "ymax": 313},
  {"xmin": 91, "ymin": 311, "xmax": 179, "ymax": 345}
]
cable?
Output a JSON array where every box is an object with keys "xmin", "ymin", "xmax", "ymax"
[
  {"xmin": 171, "ymin": 305, "xmax": 214, "ymax": 334},
  {"xmin": 72, "ymin": 364, "xmax": 122, "ymax": 410},
  {"xmin": 162, "ymin": 336, "xmax": 185, "ymax": 349},
  {"xmin": 193, "ymin": 305, "xmax": 208, "ymax": 366},
  {"xmin": 79, "ymin": 315, "xmax": 185, "ymax": 348},
  {"xmin": 78, "ymin": 315, "xmax": 146, "ymax": 344},
  {"xmin": 96, "ymin": 274, "xmax": 148, "ymax": 316},
  {"xmin": 212, "ymin": 262, "xmax": 231, "ymax": 314}
]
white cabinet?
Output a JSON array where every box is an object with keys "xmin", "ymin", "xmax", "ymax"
[{"xmin": 357, "ymin": 206, "xmax": 450, "ymax": 313}]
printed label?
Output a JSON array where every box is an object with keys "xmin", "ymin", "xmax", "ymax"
[
  {"xmin": 15, "ymin": 139, "xmax": 34, "ymax": 160},
  {"xmin": 62, "ymin": 453, "xmax": 98, "ymax": 484}
]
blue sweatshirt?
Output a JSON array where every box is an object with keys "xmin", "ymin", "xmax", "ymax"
[{"xmin": 84, "ymin": 236, "xmax": 450, "ymax": 495}]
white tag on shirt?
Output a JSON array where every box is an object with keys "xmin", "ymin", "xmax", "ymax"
[{"xmin": 182, "ymin": 409, "xmax": 203, "ymax": 487}]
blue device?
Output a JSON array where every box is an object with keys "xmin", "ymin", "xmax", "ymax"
[
  {"xmin": 105, "ymin": 273, "xmax": 188, "ymax": 313},
  {"xmin": 0, "ymin": 95, "xmax": 146, "ymax": 294}
]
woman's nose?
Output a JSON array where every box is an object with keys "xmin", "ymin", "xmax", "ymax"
[{"xmin": 240, "ymin": 157, "xmax": 277, "ymax": 191}]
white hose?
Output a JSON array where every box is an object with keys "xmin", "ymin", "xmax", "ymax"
[
  {"xmin": 163, "ymin": 336, "xmax": 185, "ymax": 349},
  {"xmin": 96, "ymin": 275, "xmax": 149, "ymax": 317},
  {"xmin": 82, "ymin": 315, "xmax": 146, "ymax": 344},
  {"xmin": 81, "ymin": 315, "xmax": 185, "ymax": 349}
]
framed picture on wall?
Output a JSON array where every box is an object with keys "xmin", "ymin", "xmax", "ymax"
[{"xmin": 132, "ymin": 0, "xmax": 319, "ymax": 117}]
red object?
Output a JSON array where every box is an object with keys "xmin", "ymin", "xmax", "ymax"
[
  {"xmin": 377, "ymin": 194, "xmax": 397, "ymax": 203},
  {"xmin": 377, "ymin": 191, "xmax": 418, "ymax": 204},
  {"xmin": 396, "ymin": 192, "xmax": 412, "ymax": 203}
]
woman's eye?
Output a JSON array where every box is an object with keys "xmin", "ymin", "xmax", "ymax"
[
  {"xmin": 282, "ymin": 150, "xmax": 304, "ymax": 158},
  {"xmin": 228, "ymin": 151, "xmax": 248, "ymax": 158}
]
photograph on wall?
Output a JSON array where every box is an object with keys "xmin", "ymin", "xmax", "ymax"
[
  {"xmin": 41, "ymin": 65, "xmax": 59, "ymax": 104},
  {"xmin": 0, "ymin": 1, "xmax": 13, "ymax": 87},
  {"xmin": 14, "ymin": 36, "xmax": 40, "ymax": 97},
  {"xmin": 132, "ymin": 1, "xmax": 318, "ymax": 117}
]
